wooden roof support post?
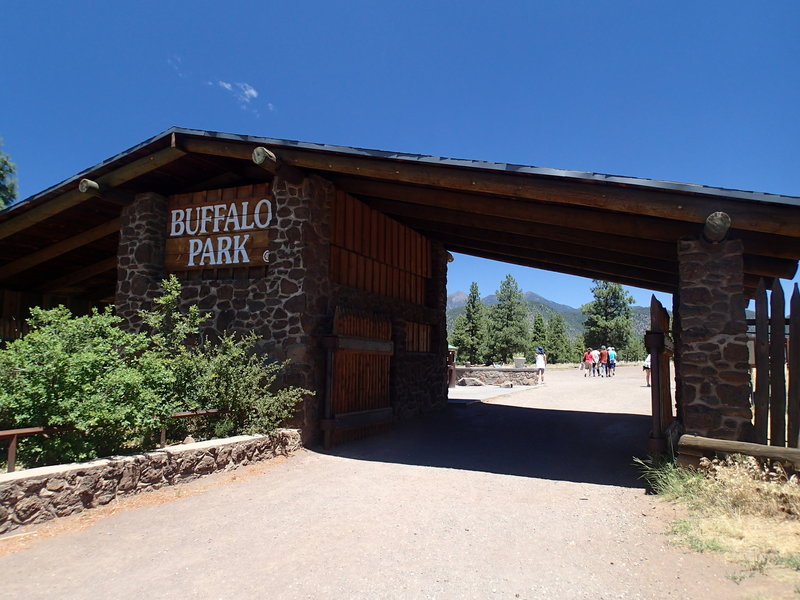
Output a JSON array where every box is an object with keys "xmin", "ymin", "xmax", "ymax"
[
  {"xmin": 703, "ymin": 211, "xmax": 731, "ymax": 243},
  {"xmin": 252, "ymin": 146, "xmax": 305, "ymax": 184},
  {"xmin": 78, "ymin": 179, "xmax": 134, "ymax": 206}
]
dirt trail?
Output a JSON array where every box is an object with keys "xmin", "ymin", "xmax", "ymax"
[{"xmin": 0, "ymin": 366, "xmax": 795, "ymax": 599}]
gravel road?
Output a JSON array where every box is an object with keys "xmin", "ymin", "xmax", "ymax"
[{"xmin": 0, "ymin": 365, "xmax": 793, "ymax": 599}]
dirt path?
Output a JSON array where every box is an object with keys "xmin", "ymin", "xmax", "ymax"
[{"xmin": 0, "ymin": 366, "xmax": 795, "ymax": 599}]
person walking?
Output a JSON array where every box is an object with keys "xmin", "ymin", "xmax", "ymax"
[
  {"xmin": 643, "ymin": 354, "xmax": 652, "ymax": 386},
  {"xmin": 535, "ymin": 346, "xmax": 547, "ymax": 385},
  {"xmin": 608, "ymin": 346, "xmax": 617, "ymax": 377},
  {"xmin": 583, "ymin": 348, "xmax": 593, "ymax": 377},
  {"xmin": 599, "ymin": 346, "xmax": 609, "ymax": 377},
  {"xmin": 590, "ymin": 347, "xmax": 600, "ymax": 377}
]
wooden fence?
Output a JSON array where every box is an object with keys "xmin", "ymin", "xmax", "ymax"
[
  {"xmin": 751, "ymin": 278, "xmax": 800, "ymax": 448},
  {"xmin": 645, "ymin": 295, "xmax": 675, "ymax": 453}
]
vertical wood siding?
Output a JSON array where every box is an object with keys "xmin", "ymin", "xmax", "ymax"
[{"xmin": 330, "ymin": 191, "xmax": 430, "ymax": 304}]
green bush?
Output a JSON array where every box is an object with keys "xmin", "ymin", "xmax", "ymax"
[{"xmin": 0, "ymin": 276, "xmax": 310, "ymax": 467}]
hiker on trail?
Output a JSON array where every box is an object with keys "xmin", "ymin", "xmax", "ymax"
[
  {"xmin": 607, "ymin": 347, "xmax": 617, "ymax": 377},
  {"xmin": 583, "ymin": 348, "xmax": 593, "ymax": 377},
  {"xmin": 590, "ymin": 348, "xmax": 600, "ymax": 377},
  {"xmin": 599, "ymin": 346, "xmax": 609, "ymax": 377},
  {"xmin": 643, "ymin": 354, "xmax": 652, "ymax": 386},
  {"xmin": 535, "ymin": 346, "xmax": 547, "ymax": 385}
]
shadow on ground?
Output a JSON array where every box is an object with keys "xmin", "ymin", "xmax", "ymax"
[{"xmin": 321, "ymin": 402, "xmax": 651, "ymax": 489}]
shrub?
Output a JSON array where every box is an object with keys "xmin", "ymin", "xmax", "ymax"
[{"xmin": 0, "ymin": 276, "xmax": 310, "ymax": 467}]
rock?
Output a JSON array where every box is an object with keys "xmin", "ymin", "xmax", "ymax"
[
  {"xmin": 458, "ymin": 377, "xmax": 485, "ymax": 386},
  {"xmin": 500, "ymin": 381, "xmax": 514, "ymax": 388},
  {"xmin": 13, "ymin": 496, "xmax": 44, "ymax": 523},
  {"xmin": 183, "ymin": 435, "xmax": 196, "ymax": 444}
]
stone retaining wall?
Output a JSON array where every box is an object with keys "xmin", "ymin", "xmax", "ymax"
[
  {"xmin": 0, "ymin": 429, "xmax": 301, "ymax": 535},
  {"xmin": 455, "ymin": 368, "xmax": 539, "ymax": 386}
]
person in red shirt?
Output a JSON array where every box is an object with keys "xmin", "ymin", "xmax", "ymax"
[
  {"xmin": 582, "ymin": 348, "xmax": 593, "ymax": 377},
  {"xmin": 599, "ymin": 346, "xmax": 609, "ymax": 377}
]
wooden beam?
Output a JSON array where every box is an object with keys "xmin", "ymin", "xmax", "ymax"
[
  {"xmin": 363, "ymin": 195, "xmax": 797, "ymax": 279},
  {"xmin": 402, "ymin": 217, "xmax": 678, "ymax": 274},
  {"xmin": 0, "ymin": 146, "xmax": 184, "ymax": 241},
  {"xmin": 0, "ymin": 218, "xmax": 120, "ymax": 281},
  {"xmin": 278, "ymin": 149, "xmax": 800, "ymax": 237},
  {"xmin": 341, "ymin": 178, "xmax": 695, "ymax": 244},
  {"xmin": 443, "ymin": 234, "xmax": 677, "ymax": 289},
  {"xmin": 678, "ymin": 434, "xmax": 800, "ymax": 469},
  {"xmin": 447, "ymin": 245, "xmax": 678, "ymax": 294},
  {"xmin": 38, "ymin": 256, "xmax": 117, "ymax": 292},
  {"xmin": 78, "ymin": 179, "xmax": 135, "ymax": 207}
]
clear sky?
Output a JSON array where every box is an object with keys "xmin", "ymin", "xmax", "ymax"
[{"xmin": 2, "ymin": 1, "xmax": 798, "ymax": 309}]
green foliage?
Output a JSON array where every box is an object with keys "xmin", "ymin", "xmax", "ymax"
[
  {"xmin": 581, "ymin": 280, "xmax": 636, "ymax": 355},
  {"xmin": 0, "ymin": 276, "xmax": 309, "ymax": 467},
  {"xmin": 485, "ymin": 275, "xmax": 529, "ymax": 363},
  {"xmin": 545, "ymin": 313, "xmax": 571, "ymax": 364},
  {"xmin": 449, "ymin": 282, "xmax": 487, "ymax": 364},
  {"xmin": 572, "ymin": 333, "xmax": 585, "ymax": 363},
  {"xmin": 526, "ymin": 312, "xmax": 547, "ymax": 362},
  {"xmin": 0, "ymin": 138, "xmax": 16, "ymax": 209},
  {"xmin": 0, "ymin": 306, "xmax": 163, "ymax": 465}
]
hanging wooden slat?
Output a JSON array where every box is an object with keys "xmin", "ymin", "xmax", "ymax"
[
  {"xmin": 754, "ymin": 279, "xmax": 770, "ymax": 444},
  {"xmin": 789, "ymin": 284, "xmax": 800, "ymax": 448},
  {"xmin": 769, "ymin": 279, "xmax": 787, "ymax": 446}
]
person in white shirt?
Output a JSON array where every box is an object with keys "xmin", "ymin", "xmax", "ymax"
[
  {"xmin": 535, "ymin": 346, "xmax": 547, "ymax": 385},
  {"xmin": 643, "ymin": 354, "xmax": 652, "ymax": 387}
]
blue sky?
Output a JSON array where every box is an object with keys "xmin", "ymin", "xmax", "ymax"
[{"xmin": 2, "ymin": 1, "xmax": 798, "ymax": 308}]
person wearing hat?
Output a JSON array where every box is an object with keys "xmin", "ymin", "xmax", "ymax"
[
  {"xmin": 535, "ymin": 346, "xmax": 547, "ymax": 385},
  {"xmin": 598, "ymin": 345, "xmax": 609, "ymax": 377},
  {"xmin": 607, "ymin": 346, "xmax": 617, "ymax": 377}
]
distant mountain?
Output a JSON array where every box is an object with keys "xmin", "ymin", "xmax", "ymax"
[{"xmin": 446, "ymin": 290, "xmax": 468, "ymax": 310}]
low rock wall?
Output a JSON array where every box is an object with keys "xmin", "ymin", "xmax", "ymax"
[
  {"xmin": 0, "ymin": 429, "xmax": 301, "ymax": 535},
  {"xmin": 455, "ymin": 368, "xmax": 539, "ymax": 386}
]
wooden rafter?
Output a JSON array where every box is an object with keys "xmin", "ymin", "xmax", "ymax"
[
  {"xmin": 0, "ymin": 146, "xmax": 184, "ymax": 241},
  {"xmin": 0, "ymin": 219, "xmax": 119, "ymax": 281},
  {"xmin": 277, "ymin": 149, "xmax": 800, "ymax": 236},
  {"xmin": 38, "ymin": 256, "xmax": 117, "ymax": 292}
]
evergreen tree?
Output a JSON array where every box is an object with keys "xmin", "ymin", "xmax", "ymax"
[
  {"xmin": 485, "ymin": 274, "xmax": 528, "ymax": 363},
  {"xmin": 581, "ymin": 280, "xmax": 636, "ymax": 354},
  {"xmin": 0, "ymin": 139, "xmax": 16, "ymax": 209},
  {"xmin": 545, "ymin": 313, "xmax": 570, "ymax": 363},
  {"xmin": 449, "ymin": 282, "xmax": 487, "ymax": 364},
  {"xmin": 572, "ymin": 333, "xmax": 586, "ymax": 363},
  {"xmin": 526, "ymin": 312, "xmax": 547, "ymax": 362}
]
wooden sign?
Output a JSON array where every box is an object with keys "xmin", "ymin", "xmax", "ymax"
[{"xmin": 165, "ymin": 190, "xmax": 273, "ymax": 271}]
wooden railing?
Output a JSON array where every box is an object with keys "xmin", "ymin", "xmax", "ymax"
[
  {"xmin": 0, "ymin": 408, "xmax": 228, "ymax": 473},
  {"xmin": 750, "ymin": 278, "xmax": 800, "ymax": 448}
]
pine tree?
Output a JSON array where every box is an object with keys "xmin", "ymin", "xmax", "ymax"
[
  {"xmin": 545, "ymin": 313, "xmax": 570, "ymax": 363},
  {"xmin": 0, "ymin": 139, "xmax": 16, "ymax": 209},
  {"xmin": 526, "ymin": 312, "xmax": 547, "ymax": 362},
  {"xmin": 581, "ymin": 280, "xmax": 635, "ymax": 354},
  {"xmin": 485, "ymin": 274, "xmax": 529, "ymax": 363},
  {"xmin": 572, "ymin": 333, "xmax": 586, "ymax": 363},
  {"xmin": 449, "ymin": 282, "xmax": 487, "ymax": 364}
]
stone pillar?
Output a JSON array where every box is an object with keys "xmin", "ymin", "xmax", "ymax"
[
  {"xmin": 677, "ymin": 238, "xmax": 754, "ymax": 441},
  {"xmin": 116, "ymin": 192, "xmax": 168, "ymax": 330}
]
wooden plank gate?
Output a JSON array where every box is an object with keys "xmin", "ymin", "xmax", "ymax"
[
  {"xmin": 321, "ymin": 307, "xmax": 394, "ymax": 449},
  {"xmin": 751, "ymin": 278, "xmax": 800, "ymax": 448},
  {"xmin": 645, "ymin": 295, "xmax": 675, "ymax": 453}
]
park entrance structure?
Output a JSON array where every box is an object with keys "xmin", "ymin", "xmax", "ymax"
[{"xmin": 1, "ymin": 127, "xmax": 799, "ymax": 447}]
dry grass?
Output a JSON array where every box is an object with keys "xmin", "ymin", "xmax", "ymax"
[{"xmin": 639, "ymin": 454, "xmax": 800, "ymax": 589}]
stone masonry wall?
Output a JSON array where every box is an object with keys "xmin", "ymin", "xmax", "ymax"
[
  {"xmin": 116, "ymin": 192, "xmax": 169, "ymax": 329},
  {"xmin": 677, "ymin": 238, "xmax": 754, "ymax": 441},
  {"xmin": 115, "ymin": 177, "xmax": 335, "ymax": 445},
  {"xmin": 0, "ymin": 430, "xmax": 301, "ymax": 535}
]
